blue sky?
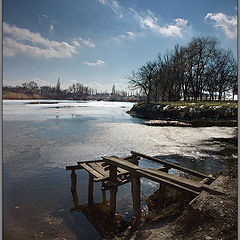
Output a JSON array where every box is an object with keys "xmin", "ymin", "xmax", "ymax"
[{"xmin": 3, "ymin": 0, "xmax": 237, "ymax": 92}]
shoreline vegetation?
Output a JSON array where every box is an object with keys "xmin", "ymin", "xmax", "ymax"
[{"xmin": 127, "ymin": 101, "xmax": 237, "ymax": 127}]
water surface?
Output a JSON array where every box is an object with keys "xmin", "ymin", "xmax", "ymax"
[{"xmin": 3, "ymin": 100, "xmax": 236, "ymax": 239}]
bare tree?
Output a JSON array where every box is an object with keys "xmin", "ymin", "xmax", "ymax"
[{"xmin": 127, "ymin": 61, "xmax": 158, "ymax": 103}]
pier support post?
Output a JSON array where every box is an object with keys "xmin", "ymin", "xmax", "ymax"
[
  {"xmin": 88, "ymin": 173, "xmax": 94, "ymax": 206},
  {"xmin": 130, "ymin": 156, "xmax": 141, "ymax": 220},
  {"xmin": 71, "ymin": 170, "xmax": 77, "ymax": 193},
  {"xmin": 131, "ymin": 173, "xmax": 141, "ymax": 219},
  {"xmin": 109, "ymin": 165, "xmax": 118, "ymax": 216}
]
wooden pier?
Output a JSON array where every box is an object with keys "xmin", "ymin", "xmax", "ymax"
[{"xmin": 66, "ymin": 151, "xmax": 221, "ymax": 223}]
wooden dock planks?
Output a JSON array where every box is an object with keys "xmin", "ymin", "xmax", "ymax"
[
  {"xmin": 76, "ymin": 160, "xmax": 130, "ymax": 182},
  {"xmin": 66, "ymin": 152, "xmax": 221, "ymax": 223},
  {"xmin": 131, "ymin": 151, "xmax": 215, "ymax": 181},
  {"xmin": 102, "ymin": 155, "xmax": 222, "ymax": 195}
]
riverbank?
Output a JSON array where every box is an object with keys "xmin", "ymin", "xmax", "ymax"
[{"xmin": 127, "ymin": 102, "xmax": 237, "ymax": 127}]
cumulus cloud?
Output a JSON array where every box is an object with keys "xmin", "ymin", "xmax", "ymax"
[
  {"xmin": 130, "ymin": 8, "xmax": 190, "ymax": 37},
  {"xmin": 3, "ymin": 22, "xmax": 78, "ymax": 58},
  {"xmin": 205, "ymin": 12, "xmax": 237, "ymax": 39},
  {"xmin": 83, "ymin": 60, "xmax": 105, "ymax": 66},
  {"xmin": 3, "ymin": 22, "xmax": 95, "ymax": 59},
  {"xmin": 98, "ymin": 0, "xmax": 123, "ymax": 18}
]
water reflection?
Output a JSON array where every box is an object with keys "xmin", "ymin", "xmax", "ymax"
[{"xmin": 70, "ymin": 186, "xmax": 129, "ymax": 238}]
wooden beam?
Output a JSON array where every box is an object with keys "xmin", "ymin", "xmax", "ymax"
[
  {"xmin": 77, "ymin": 159, "xmax": 103, "ymax": 165},
  {"xmin": 71, "ymin": 170, "xmax": 77, "ymax": 193},
  {"xmin": 131, "ymin": 174, "xmax": 141, "ymax": 219},
  {"xmin": 109, "ymin": 165, "xmax": 118, "ymax": 216},
  {"xmin": 88, "ymin": 162, "xmax": 109, "ymax": 177},
  {"xmin": 131, "ymin": 151, "xmax": 215, "ymax": 180},
  {"xmin": 66, "ymin": 165, "xmax": 83, "ymax": 171},
  {"xmin": 141, "ymin": 168, "xmax": 201, "ymax": 191},
  {"xmin": 131, "ymin": 158, "xmax": 141, "ymax": 220},
  {"xmin": 136, "ymin": 169, "xmax": 199, "ymax": 195},
  {"xmin": 88, "ymin": 173, "xmax": 94, "ymax": 206},
  {"xmin": 102, "ymin": 156, "xmax": 140, "ymax": 172},
  {"xmin": 80, "ymin": 163, "xmax": 104, "ymax": 179}
]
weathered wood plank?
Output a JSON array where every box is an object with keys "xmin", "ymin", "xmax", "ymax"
[
  {"xmin": 102, "ymin": 156, "xmax": 140, "ymax": 172},
  {"xmin": 66, "ymin": 165, "xmax": 83, "ymax": 170},
  {"xmin": 77, "ymin": 159, "xmax": 104, "ymax": 165},
  {"xmin": 80, "ymin": 163, "xmax": 104, "ymax": 179},
  {"xmin": 102, "ymin": 156, "xmax": 200, "ymax": 195},
  {"xmin": 131, "ymin": 151, "xmax": 215, "ymax": 180},
  {"xmin": 141, "ymin": 168, "xmax": 201, "ymax": 190},
  {"xmin": 135, "ymin": 169, "xmax": 200, "ymax": 195},
  {"xmin": 88, "ymin": 162, "xmax": 109, "ymax": 178},
  {"xmin": 117, "ymin": 167, "xmax": 129, "ymax": 175}
]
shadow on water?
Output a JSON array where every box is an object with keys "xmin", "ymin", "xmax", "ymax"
[{"xmin": 66, "ymin": 189, "xmax": 129, "ymax": 238}]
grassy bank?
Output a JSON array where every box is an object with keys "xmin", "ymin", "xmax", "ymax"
[{"xmin": 127, "ymin": 101, "xmax": 237, "ymax": 127}]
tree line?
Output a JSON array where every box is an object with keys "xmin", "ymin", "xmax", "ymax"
[
  {"xmin": 3, "ymin": 78, "xmax": 141, "ymax": 101},
  {"xmin": 3, "ymin": 78, "xmax": 99, "ymax": 100},
  {"xmin": 127, "ymin": 36, "xmax": 237, "ymax": 103}
]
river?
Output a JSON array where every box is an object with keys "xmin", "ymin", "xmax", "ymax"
[{"xmin": 3, "ymin": 100, "xmax": 236, "ymax": 239}]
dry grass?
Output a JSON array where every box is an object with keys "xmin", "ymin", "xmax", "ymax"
[{"xmin": 3, "ymin": 92, "xmax": 42, "ymax": 100}]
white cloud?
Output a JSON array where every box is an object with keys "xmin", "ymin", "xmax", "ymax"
[
  {"xmin": 72, "ymin": 40, "xmax": 81, "ymax": 47},
  {"xmin": 71, "ymin": 37, "xmax": 95, "ymax": 48},
  {"xmin": 78, "ymin": 37, "xmax": 95, "ymax": 48},
  {"xmin": 114, "ymin": 31, "xmax": 137, "ymax": 41},
  {"xmin": 98, "ymin": 0, "xmax": 123, "ymax": 18},
  {"xmin": 3, "ymin": 22, "xmax": 78, "ymax": 58},
  {"xmin": 205, "ymin": 12, "xmax": 237, "ymax": 39},
  {"xmin": 175, "ymin": 18, "xmax": 188, "ymax": 26},
  {"xmin": 83, "ymin": 60, "xmax": 106, "ymax": 66},
  {"xmin": 130, "ymin": 8, "xmax": 190, "ymax": 37}
]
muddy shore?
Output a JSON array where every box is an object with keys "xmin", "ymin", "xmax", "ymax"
[{"xmin": 112, "ymin": 135, "xmax": 238, "ymax": 240}]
